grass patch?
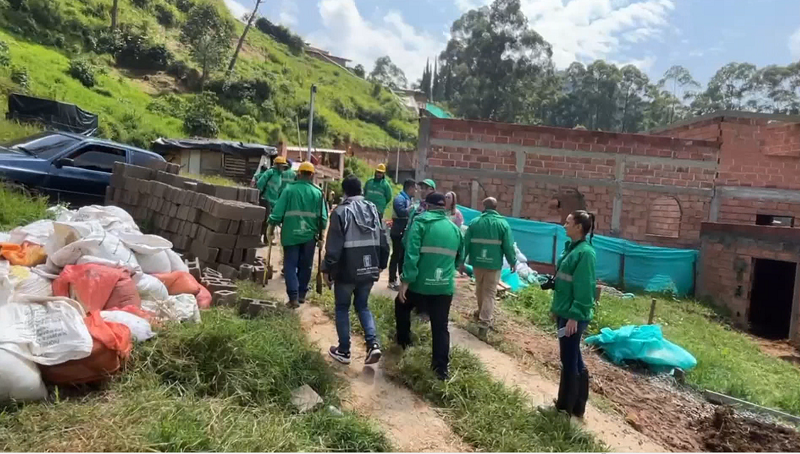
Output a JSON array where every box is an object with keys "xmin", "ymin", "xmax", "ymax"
[
  {"xmin": 0, "ymin": 307, "xmax": 391, "ymax": 452},
  {"xmin": 180, "ymin": 172, "xmax": 240, "ymax": 187},
  {"xmin": 309, "ymin": 289, "xmax": 605, "ymax": 452},
  {"xmin": 508, "ymin": 286, "xmax": 800, "ymax": 415},
  {"xmin": 0, "ymin": 182, "xmax": 51, "ymax": 230}
]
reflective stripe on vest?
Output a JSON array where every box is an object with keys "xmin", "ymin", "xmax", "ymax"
[
  {"xmin": 420, "ymin": 246, "xmax": 457, "ymax": 257},
  {"xmin": 285, "ymin": 211, "xmax": 316, "ymax": 217},
  {"xmin": 556, "ymin": 271, "xmax": 573, "ymax": 282},
  {"xmin": 470, "ymin": 238, "xmax": 502, "ymax": 245},
  {"xmin": 343, "ymin": 239, "xmax": 381, "ymax": 248}
]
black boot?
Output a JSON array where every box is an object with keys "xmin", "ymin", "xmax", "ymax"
[
  {"xmin": 572, "ymin": 368, "xmax": 590, "ymax": 418},
  {"xmin": 555, "ymin": 369, "xmax": 579, "ymax": 414}
]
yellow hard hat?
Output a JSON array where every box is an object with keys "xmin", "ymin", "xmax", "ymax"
[
  {"xmin": 376, "ymin": 164, "xmax": 386, "ymax": 173},
  {"xmin": 274, "ymin": 156, "xmax": 287, "ymax": 165},
  {"xmin": 299, "ymin": 161, "xmax": 315, "ymax": 173}
]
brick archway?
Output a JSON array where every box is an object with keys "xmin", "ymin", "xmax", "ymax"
[{"xmin": 647, "ymin": 196, "xmax": 682, "ymax": 238}]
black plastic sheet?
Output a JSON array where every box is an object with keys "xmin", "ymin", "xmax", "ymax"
[{"xmin": 6, "ymin": 93, "xmax": 99, "ymax": 136}]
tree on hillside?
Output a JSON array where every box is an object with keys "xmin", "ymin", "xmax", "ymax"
[
  {"xmin": 420, "ymin": 59, "xmax": 432, "ymax": 98},
  {"xmin": 227, "ymin": 0, "xmax": 263, "ymax": 76},
  {"xmin": 254, "ymin": 18, "xmax": 305, "ymax": 54},
  {"xmin": 181, "ymin": 2, "xmax": 235, "ymax": 89},
  {"xmin": 369, "ymin": 56, "xmax": 407, "ymax": 90},
  {"xmin": 352, "ymin": 64, "xmax": 365, "ymax": 78},
  {"xmin": 436, "ymin": 0, "xmax": 554, "ymax": 122}
]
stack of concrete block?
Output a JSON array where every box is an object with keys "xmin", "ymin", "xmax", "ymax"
[{"xmin": 106, "ymin": 162, "xmax": 265, "ymax": 269}]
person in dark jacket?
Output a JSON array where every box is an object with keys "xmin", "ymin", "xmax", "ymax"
[
  {"xmin": 388, "ymin": 179, "xmax": 416, "ymax": 290},
  {"xmin": 550, "ymin": 210, "xmax": 597, "ymax": 418},
  {"xmin": 322, "ymin": 176, "xmax": 389, "ymax": 365}
]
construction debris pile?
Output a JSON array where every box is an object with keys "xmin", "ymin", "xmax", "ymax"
[{"xmin": 0, "ymin": 162, "xmax": 276, "ymax": 404}]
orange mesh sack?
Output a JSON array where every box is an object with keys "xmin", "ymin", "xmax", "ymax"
[
  {"xmin": 40, "ymin": 312, "xmax": 133, "ymax": 385},
  {"xmin": 0, "ymin": 241, "xmax": 47, "ymax": 266},
  {"xmin": 52, "ymin": 264, "xmax": 141, "ymax": 312}
]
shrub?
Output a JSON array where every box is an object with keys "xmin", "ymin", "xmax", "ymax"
[
  {"xmin": 0, "ymin": 40, "xmax": 10, "ymax": 68},
  {"xmin": 131, "ymin": 0, "xmax": 150, "ymax": 9},
  {"xmin": 239, "ymin": 115, "xmax": 257, "ymax": 135},
  {"xmin": 68, "ymin": 59, "xmax": 96, "ymax": 88},
  {"xmin": 254, "ymin": 18, "xmax": 304, "ymax": 55},
  {"xmin": 154, "ymin": 2, "xmax": 177, "ymax": 28},
  {"xmin": 167, "ymin": 59, "xmax": 190, "ymax": 79},
  {"xmin": 184, "ymin": 92, "xmax": 220, "ymax": 137},
  {"xmin": 113, "ymin": 30, "xmax": 173, "ymax": 71},
  {"xmin": 10, "ymin": 66, "xmax": 29, "ymax": 90},
  {"xmin": 170, "ymin": 0, "xmax": 196, "ymax": 13}
]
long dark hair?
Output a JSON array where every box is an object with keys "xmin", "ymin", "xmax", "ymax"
[{"xmin": 571, "ymin": 210, "xmax": 596, "ymax": 243}]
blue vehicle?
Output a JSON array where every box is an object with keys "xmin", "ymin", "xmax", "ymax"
[{"xmin": 0, "ymin": 131, "xmax": 165, "ymax": 205}]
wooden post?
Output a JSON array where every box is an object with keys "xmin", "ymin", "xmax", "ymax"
[
  {"xmin": 619, "ymin": 253, "xmax": 626, "ymax": 289},
  {"xmin": 551, "ymin": 234, "xmax": 558, "ymax": 265},
  {"xmin": 648, "ymin": 298, "xmax": 657, "ymax": 325}
]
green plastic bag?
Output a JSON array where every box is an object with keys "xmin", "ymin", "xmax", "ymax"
[{"xmin": 585, "ymin": 325, "xmax": 697, "ymax": 372}]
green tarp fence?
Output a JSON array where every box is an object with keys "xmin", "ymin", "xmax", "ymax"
[
  {"xmin": 458, "ymin": 205, "xmax": 697, "ymax": 296},
  {"xmin": 424, "ymin": 103, "xmax": 452, "ymax": 119}
]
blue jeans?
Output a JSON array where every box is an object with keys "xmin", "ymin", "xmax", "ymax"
[
  {"xmin": 283, "ymin": 240, "xmax": 316, "ymax": 301},
  {"xmin": 557, "ymin": 317, "xmax": 589, "ymax": 375},
  {"xmin": 334, "ymin": 281, "xmax": 378, "ymax": 353}
]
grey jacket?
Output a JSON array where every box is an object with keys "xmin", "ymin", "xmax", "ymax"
[{"xmin": 321, "ymin": 196, "xmax": 390, "ymax": 284}]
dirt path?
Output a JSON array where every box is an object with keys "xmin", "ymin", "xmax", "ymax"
[
  {"xmin": 369, "ymin": 278, "xmax": 667, "ymax": 452},
  {"xmin": 259, "ymin": 254, "xmax": 469, "ymax": 453}
]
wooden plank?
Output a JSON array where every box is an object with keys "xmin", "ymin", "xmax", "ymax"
[{"xmin": 703, "ymin": 390, "xmax": 800, "ymax": 424}]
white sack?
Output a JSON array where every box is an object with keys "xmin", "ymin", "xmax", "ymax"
[
  {"xmin": 0, "ymin": 296, "xmax": 93, "ymax": 366},
  {"xmin": 118, "ymin": 232, "xmax": 174, "ymax": 274},
  {"xmin": 101, "ymin": 311, "xmax": 155, "ymax": 342},
  {"xmin": 8, "ymin": 266, "xmax": 52, "ymax": 298},
  {"xmin": 47, "ymin": 230, "xmax": 138, "ymax": 270},
  {"xmin": 8, "ymin": 219, "xmax": 54, "ymax": 246},
  {"xmin": 0, "ymin": 349, "xmax": 47, "ymax": 402},
  {"xmin": 166, "ymin": 250, "xmax": 189, "ymax": 273},
  {"xmin": 142, "ymin": 294, "xmax": 200, "ymax": 323},
  {"xmin": 69, "ymin": 205, "xmax": 139, "ymax": 234},
  {"xmin": 135, "ymin": 273, "xmax": 169, "ymax": 301}
]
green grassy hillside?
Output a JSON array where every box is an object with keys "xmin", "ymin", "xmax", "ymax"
[{"xmin": 0, "ymin": 0, "xmax": 417, "ymax": 149}]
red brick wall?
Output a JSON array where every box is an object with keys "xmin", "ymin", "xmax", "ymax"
[
  {"xmin": 647, "ymin": 197, "xmax": 682, "ymax": 238},
  {"xmin": 424, "ymin": 118, "xmax": 718, "ymax": 248},
  {"xmin": 651, "ymin": 118, "xmax": 722, "ymax": 141},
  {"xmin": 762, "ymin": 123, "xmax": 800, "ymax": 158}
]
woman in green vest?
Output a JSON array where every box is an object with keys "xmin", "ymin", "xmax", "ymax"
[{"xmin": 550, "ymin": 210, "xmax": 596, "ymax": 418}]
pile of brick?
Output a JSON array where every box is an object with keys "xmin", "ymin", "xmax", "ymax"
[{"xmin": 106, "ymin": 162, "xmax": 266, "ymax": 270}]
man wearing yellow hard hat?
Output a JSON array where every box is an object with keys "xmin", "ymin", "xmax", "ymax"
[
  {"xmin": 256, "ymin": 155, "xmax": 289, "ymax": 238},
  {"xmin": 268, "ymin": 161, "xmax": 328, "ymax": 308},
  {"xmin": 364, "ymin": 163, "xmax": 393, "ymax": 220}
]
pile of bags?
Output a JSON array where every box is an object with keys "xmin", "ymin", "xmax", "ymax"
[{"xmin": 0, "ymin": 205, "xmax": 214, "ymax": 403}]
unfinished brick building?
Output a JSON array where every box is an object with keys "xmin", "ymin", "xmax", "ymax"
[{"xmin": 416, "ymin": 111, "xmax": 800, "ymax": 342}]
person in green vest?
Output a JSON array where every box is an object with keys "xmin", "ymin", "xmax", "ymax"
[
  {"xmin": 364, "ymin": 163, "xmax": 393, "ymax": 219},
  {"xmin": 268, "ymin": 162, "xmax": 328, "ymax": 309},
  {"xmin": 463, "ymin": 197, "xmax": 517, "ymax": 337},
  {"xmin": 279, "ymin": 159, "xmax": 297, "ymax": 195},
  {"xmin": 549, "ymin": 210, "xmax": 597, "ymax": 419},
  {"xmin": 257, "ymin": 156, "xmax": 287, "ymax": 211},
  {"xmin": 396, "ymin": 192, "xmax": 465, "ymax": 381}
]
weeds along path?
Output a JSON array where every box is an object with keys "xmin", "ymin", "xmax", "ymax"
[
  {"xmin": 260, "ymin": 268, "xmax": 470, "ymax": 452},
  {"xmin": 296, "ymin": 305, "xmax": 471, "ymax": 452}
]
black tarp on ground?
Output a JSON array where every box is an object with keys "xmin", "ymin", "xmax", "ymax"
[
  {"xmin": 6, "ymin": 93, "xmax": 99, "ymax": 135},
  {"xmin": 151, "ymin": 138, "xmax": 277, "ymax": 158}
]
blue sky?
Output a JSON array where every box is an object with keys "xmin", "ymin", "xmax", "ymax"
[{"xmin": 225, "ymin": 0, "xmax": 800, "ymax": 87}]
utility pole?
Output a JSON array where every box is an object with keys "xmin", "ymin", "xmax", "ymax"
[
  {"xmin": 395, "ymin": 146, "xmax": 400, "ymax": 182},
  {"xmin": 227, "ymin": 0, "xmax": 263, "ymax": 77},
  {"xmin": 307, "ymin": 85, "xmax": 317, "ymax": 162}
]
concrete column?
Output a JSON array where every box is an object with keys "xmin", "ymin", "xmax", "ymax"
[
  {"xmin": 610, "ymin": 157, "xmax": 625, "ymax": 234},
  {"xmin": 512, "ymin": 148, "xmax": 525, "ymax": 217},
  {"xmin": 709, "ymin": 188, "xmax": 721, "ymax": 222},
  {"xmin": 471, "ymin": 180, "xmax": 479, "ymax": 210},
  {"xmin": 416, "ymin": 118, "xmax": 431, "ymax": 181}
]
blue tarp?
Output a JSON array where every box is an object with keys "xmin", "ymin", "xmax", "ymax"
[
  {"xmin": 585, "ymin": 325, "xmax": 697, "ymax": 372},
  {"xmin": 459, "ymin": 205, "xmax": 697, "ymax": 296}
]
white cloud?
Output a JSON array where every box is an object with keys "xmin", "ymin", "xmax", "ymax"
[
  {"xmin": 309, "ymin": 0, "xmax": 445, "ymax": 85},
  {"xmin": 453, "ymin": 0, "xmax": 675, "ymax": 69},
  {"xmin": 790, "ymin": 26, "xmax": 800, "ymax": 60},
  {"xmin": 278, "ymin": 0, "xmax": 298, "ymax": 26},
  {"xmin": 223, "ymin": 0, "xmax": 250, "ymax": 22}
]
